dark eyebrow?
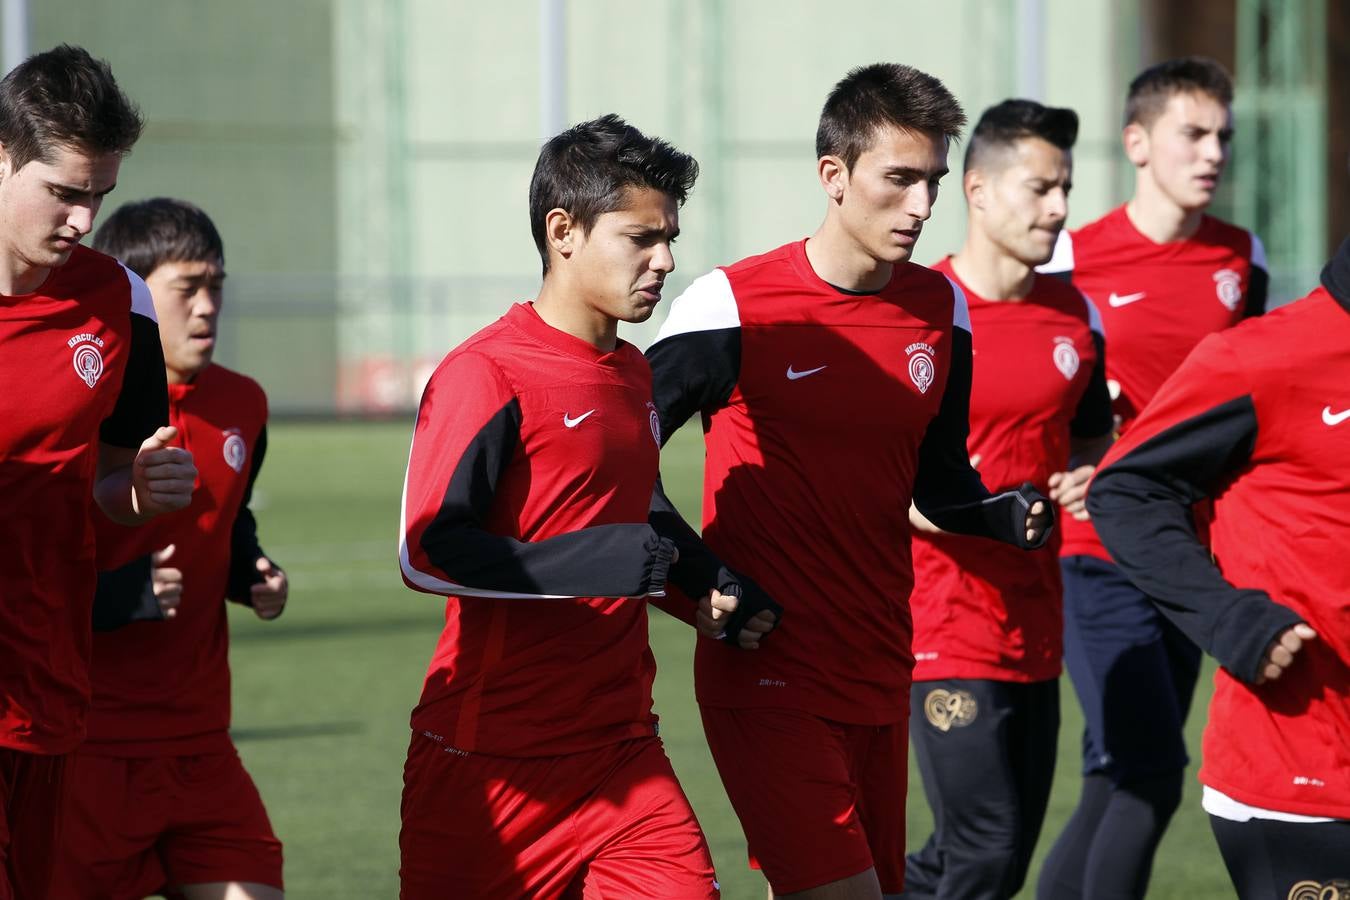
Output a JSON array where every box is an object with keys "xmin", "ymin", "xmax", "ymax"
[
  {"xmin": 46, "ymin": 180, "xmax": 117, "ymax": 197},
  {"xmin": 886, "ymin": 166, "xmax": 949, "ymax": 180},
  {"xmin": 630, "ymin": 225, "xmax": 680, "ymax": 241}
]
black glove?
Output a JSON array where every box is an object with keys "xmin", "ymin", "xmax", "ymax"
[
  {"xmin": 996, "ymin": 482, "xmax": 1054, "ymax": 550},
  {"xmin": 715, "ymin": 566, "xmax": 783, "ymax": 648}
]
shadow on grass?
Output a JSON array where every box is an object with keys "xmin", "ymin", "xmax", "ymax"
[
  {"xmin": 232, "ymin": 720, "xmax": 367, "ymax": 742},
  {"xmin": 232, "ymin": 613, "xmax": 440, "ymax": 644}
]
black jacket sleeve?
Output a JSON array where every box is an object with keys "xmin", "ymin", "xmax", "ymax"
[
  {"xmin": 92, "ymin": 554, "xmax": 162, "ymax": 631},
  {"xmin": 1087, "ymin": 395, "xmax": 1302, "ymax": 683},
  {"xmin": 227, "ymin": 425, "xmax": 270, "ymax": 605},
  {"xmin": 912, "ymin": 326, "xmax": 1053, "ymax": 549}
]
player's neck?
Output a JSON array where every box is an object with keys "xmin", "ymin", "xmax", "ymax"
[
  {"xmin": 0, "ymin": 254, "xmax": 51, "ymax": 296},
  {"xmin": 1126, "ymin": 182, "xmax": 1205, "ymax": 244},
  {"xmin": 533, "ymin": 282, "xmax": 619, "ymax": 353},
  {"xmin": 805, "ymin": 221, "xmax": 894, "ymax": 293},
  {"xmin": 950, "ymin": 232, "xmax": 1035, "ymax": 301}
]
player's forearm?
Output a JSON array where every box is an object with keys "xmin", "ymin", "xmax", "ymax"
[
  {"xmin": 92, "ymin": 463, "xmax": 145, "ymax": 524},
  {"xmin": 1089, "ymin": 471, "xmax": 1301, "ymax": 682},
  {"xmin": 405, "ymin": 520, "xmax": 675, "ymax": 600}
]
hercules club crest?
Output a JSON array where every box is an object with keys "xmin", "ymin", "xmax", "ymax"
[
  {"xmin": 1287, "ymin": 880, "xmax": 1350, "ymax": 900},
  {"xmin": 222, "ymin": 428, "xmax": 247, "ymax": 473},
  {"xmin": 906, "ymin": 342, "xmax": 937, "ymax": 394},
  {"xmin": 1213, "ymin": 268, "xmax": 1242, "ymax": 311},
  {"xmin": 923, "ymin": 688, "xmax": 978, "ymax": 732},
  {"xmin": 68, "ymin": 333, "xmax": 106, "ymax": 389},
  {"xmin": 1053, "ymin": 336, "xmax": 1080, "ymax": 380},
  {"xmin": 646, "ymin": 401, "xmax": 661, "ymax": 447}
]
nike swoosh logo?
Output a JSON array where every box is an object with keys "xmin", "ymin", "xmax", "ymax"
[
  {"xmin": 1108, "ymin": 291, "xmax": 1147, "ymax": 307},
  {"xmin": 1323, "ymin": 406, "xmax": 1350, "ymax": 426},
  {"xmin": 786, "ymin": 364, "xmax": 827, "ymax": 380},
  {"xmin": 562, "ymin": 410, "xmax": 595, "ymax": 428}
]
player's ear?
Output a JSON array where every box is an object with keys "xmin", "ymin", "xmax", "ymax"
[
  {"xmin": 963, "ymin": 168, "xmax": 985, "ymax": 210},
  {"xmin": 0, "ymin": 143, "xmax": 11, "ymax": 181},
  {"xmin": 544, "ymin": 208, "xmax": 576, "ymax": 261},
  {"xmin": 818, "ymin": 154, "xmax": 847, "ymax": 202},
  {"xmin": 1122, "ymin": 122, "xmax": 1149, "ymax": 168}
]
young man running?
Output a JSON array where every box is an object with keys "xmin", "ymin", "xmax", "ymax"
[
  {"xmin": 52, "ymin": 198, "xmax": 287, "ymax": 900},
  {"xmin": 903, "ymin": 99, "xmax": 1112, "ymax": 900},
  {"xmin": 0, "ymin": 46, "xmax": 195, "ymax": 900},
  {"xmin": 1086, "ymin": 237, "xmax": 1350, "ymax": 898},
  {"xmin": 647, "ymin": 65, "xmax": 1053, "ymax": 900},
  {"xmin": 1036, "ymin": 57, "xmax": 1269, "ymax": 900},
  {"xmin": 398, "ymin": 115, "xmax": 768, "ymax": 899}
]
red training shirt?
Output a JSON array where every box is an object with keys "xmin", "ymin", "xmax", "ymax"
[
  {"xmin": 87, "ymin": 364, "xmax": 269, "ymax": 755},
  {"xmin": 1041, "ymin": 206, "xmax": 1265, "ymax": 561},
  {"xmin": 400, "ymin": 302, "xmax": 676, "ymax": 757},
  {"xmin": 910, "ymin": 259, "xmax": 1110, "ymax": 683},
  {"xmin": 0, "ymin": 246, "xmax": 166, "ymax": 754}
]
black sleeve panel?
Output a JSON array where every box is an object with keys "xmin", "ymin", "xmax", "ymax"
[
  {"xmin": 227, "ymin": 425, "xmax": 269, "ymax": 605},
  {"xmin": 100, "ymin": 313, "xmax": 168, "ymax": 448},
  {"xmin": 912, "ymin": 327, "xmax": 1053, "ymax": 549},
  {"xmin": 1087, "ymin": 395, "xmax": 1302, "ymax": 683},
  {"xmin": 92, "ymin": 555, "xmax": 162, "ymax": 631},
  {"xmin": 1070, "ymin": 331, "xmax": 1114, "ymax": 439},
  {"xmin": 1244, "ymin": 265, "xmax": 1270, "ymax": 319},
  {"xmin": 1044, "ymin": 268, "xmax": 1074, "ymax": 285},
  {"xmin": 421, "ymin": 398, "xmax": 675, "ymax": 598},
  {"xmin": 644, "ymin": 327, "xmax": 740, "ymax": 446}
]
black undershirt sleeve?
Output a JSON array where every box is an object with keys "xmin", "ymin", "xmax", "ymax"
[
  {"xmin": 227, "ymin": 425, "xmax": 270, "ymax": 605},
  {"xmin": 419, "ymin": 398, "xmax": 675, "ymax": 599},
  {"xmin": 1087, "ymin": 396, "xmax": 1301, "ymax": 683},
  {"xmin": 100, "ymin": 312, "xmax": 168, "ymax": 448},
  {"xmin": 92, "ymin": 554, "xmax": 162, "ymax": 631},
  {"xmin": 912, "ymin": 327, "xmax": 1052, "ymax": 549},
  {"xmin": 1244, "ymin": 264, "xmax": 1270, "ymax": 319},
  {"xmin": 644, "ymin": 327, "xmax": 782, "ymax": 637},
  {"xmin": 1070, "ymin": 331, "xmax": 1113, "ymax": 439}
]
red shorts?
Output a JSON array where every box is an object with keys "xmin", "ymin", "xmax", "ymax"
[
  {"xmin": 0, "ymin": 748, "xmax": 66, "ymax": 900},
  {"xmin": 400, "ymin": 732, "xmax": 719, "ymax": 899},
  {"xmin": 49, "ymin": 746, "xmax": 283, "ymax": 899},
  {"xmin": 700, "ymin": 706, "xmax": 909, "ymax": 894}
]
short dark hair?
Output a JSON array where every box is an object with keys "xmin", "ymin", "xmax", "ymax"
[
  {"xmin": 816, "ymin": 63, "xmax": 966, "ymax": 170},
  {"xmin": 1125, "ymin": 56, "xmax": 1233, "ymax": 128},
  {"xmin": 92, "ymin": 198, "xmax": 224, "ymax": 278},
  {"xmin": 529, "ymin": 114, "xmax": 699, "ymax": 276},
  {"xmin": 964, "ymin": 99, "xmax": 1079, "ymax": 173},
  {"xmin": 0, "ymin": 44, "xmax": 144, "ymax": 171}
]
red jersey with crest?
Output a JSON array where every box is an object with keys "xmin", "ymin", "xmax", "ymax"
[
  {"xmin": 86, "ymin": 364, "xmax": 267, "ymax": 755},
  {"xmin": 399, "ymin": 302, "xmax": 676, "ymax": 757},
  {"xmin": 0, "ymin": 246, "xmax": 165, "ymax": 754},
  {"xmin": 1042, "ymin": 206, "xmax": 1265, "ymax": 560},
  {"xmin": 910, "ymin": 259, "xmax": 1110, "ymax": 682},
  {"xmin": 1089, "ymin": 285, "xmax": 1350, "ymax": 818},
  {"xmin": 647, "ymin": 239, "xmax": 1013, "ymax": 725}
]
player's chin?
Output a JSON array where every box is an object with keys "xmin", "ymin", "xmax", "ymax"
[{"xmin": 619, "ymin": 301, "xmax": 659, "ymax": 324}]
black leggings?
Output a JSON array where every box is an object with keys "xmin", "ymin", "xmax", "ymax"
[{"xmin": 1209, "ymin": 815, "xmax": 1350, "ymax": 899}]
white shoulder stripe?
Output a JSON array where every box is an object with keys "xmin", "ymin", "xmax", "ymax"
[
  {"xmin": 121, "ymin": 263, "xmax": 158, "ymax": 323},
  {"xmin": 1249, "ymin": 231, "xmax": 1267, "ymax": 271},
  {"xmin": 946, "ymin": 276, "xmax": 971, "ymax": 333},
  {"xmin": 652, "ymin": 268, "xmax": 740, "ymax": 347},
  {"xmin": 1038, "ymin": 230, "xmax": 1074, "ymax": 275},
  {"xmin": 1082, "ymin": 293, "xmax": 1105, "ymax": 336}
]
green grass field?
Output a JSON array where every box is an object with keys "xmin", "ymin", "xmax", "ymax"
[{"xmin": 227, "ymin": 421, "xmax": 1231, "ymax": 898}]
